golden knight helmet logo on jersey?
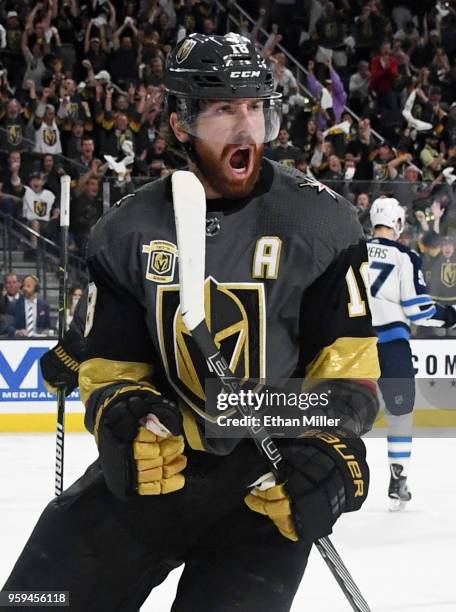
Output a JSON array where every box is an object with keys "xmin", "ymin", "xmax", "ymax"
[
  {"xmin": 69, "ymin": 103, "xmax": 79, "ymax": 120},
  {"xmin": 43, "ymin": 127, "xmax": 57, "ymax": 146},
  {"xmin": 34, "ymin": 200, "xmax": 46, "ymax": 217},
  {"xmin": 441, "ymin": 262, "xmax": 456, "ymax": 288},
  {"xmin": 157, "ymin": 277, "xmax": 265, "ymax": 419},
  {"xmin": 142, "ymin": 240, "xmax": 177, "ymax": 283},
  {"xmin": 7, "ymin": 124, "xmax": 22, "ymax": 146}
]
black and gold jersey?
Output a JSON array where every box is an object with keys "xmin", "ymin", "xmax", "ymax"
[{"xmin": 79, "ymin": 160, "xmax": 380, "ymax": 452}]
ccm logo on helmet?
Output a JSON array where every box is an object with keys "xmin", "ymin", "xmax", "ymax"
[{"xmin": 230, "ymin": 70, "xmax": 261, "ymax": 78}]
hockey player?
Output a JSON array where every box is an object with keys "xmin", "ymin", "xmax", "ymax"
[
  {"xmin": 367, "ymin": 197, "xmax": 456, "ymax": 510},
  {"xmin": 5, "ymin": 34, "xmax": 380, "ymax": 611}
]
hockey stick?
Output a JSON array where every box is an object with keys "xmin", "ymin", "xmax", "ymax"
[
  {"xmin": 172, "ymin": 170, "xmax": 371, "ymax": 612},
  {"xmin": 55, "ymin": 175, "xmax": 71, "ymax": 496}
]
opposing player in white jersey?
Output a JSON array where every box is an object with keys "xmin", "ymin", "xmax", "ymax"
[{"xmin": 367, "ymin": 197, "xmax": 456, "ymax": 509}]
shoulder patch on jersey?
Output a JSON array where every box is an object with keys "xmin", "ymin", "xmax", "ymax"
[
  {"xmin": 142, "ymin": 240, "xmax": 177, "ymax": 283},
  {"xmin": 297, "ymin": 176, "xmax": 338, "ymax": 201}
]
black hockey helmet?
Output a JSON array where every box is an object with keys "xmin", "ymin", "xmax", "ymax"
[
  {"xmin": 165, "ymin": 33, "xmax": 282, "ymax": 144},
  {"xmin": 165, "ymin": 32, "xmax": 280, "ymax": 100}
]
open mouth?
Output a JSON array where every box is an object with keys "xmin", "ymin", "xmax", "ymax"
[{"xmin": 228, "ymin": 146, "xmax": 253, "ymax": 177}]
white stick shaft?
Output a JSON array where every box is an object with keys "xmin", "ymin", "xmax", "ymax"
[
  {"xmin": 60, "ymin": 175, "xmax": 71, "ymax": 227},
  {"xmin": 172, "ymin": 171, "xmax": 207, "ymax": 331}
]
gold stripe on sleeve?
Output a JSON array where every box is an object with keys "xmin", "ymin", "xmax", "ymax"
[
  {"xmin": 79, "ymin": 358, "xmax": 156, "ymax": 405},
  {"xmin": 306, "ymin": 336, "xmax": 380, "ymax": 380}
]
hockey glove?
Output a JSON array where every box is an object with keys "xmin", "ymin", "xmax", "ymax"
[
  {"xmin": 245, "ymin": 433, "xmax": 369, "ymax": 542},
  {"xmin": 40, "ymin": 342, "xmax": 80, "ymax": 396},
  {"xmin": 97, "ymin": 392, "xmax": 186, "ymax": 499}
]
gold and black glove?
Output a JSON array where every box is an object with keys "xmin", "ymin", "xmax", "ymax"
[
  {"xmin": 96, "ymin": 391, "xmax": 186, "ymax": 499},
  {"xmin": 245, "ymin": 434, "xmax": 369, "ymax": 542}
]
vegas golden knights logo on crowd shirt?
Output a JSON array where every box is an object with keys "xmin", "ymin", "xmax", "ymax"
[
  {"xmin": 442, "ymin": 262, "xmax": 456, "ymax": 288},
  {"xmin": 34, "ymin": 199, "xmax": 46, "ymax": 217},
  {"xmin": 43, "ymin": 127, "xmax": 57, "ymax": 146},
  {"xmin": 6, "ymin": 29, "xmax": 21, "ymax": 50},
  {"xmin": 157, "ymin": 277, "xmax": 265, "ymax": 419},
  {"xmin": 7, "ymin": 124, "xmax": 22, "ymax": 146},
  {"xmin": 323, "ymin": 22, "xmax": 338, "ymax": 39},
  {"xmin": 69, "ymin": 103, "xmax": 79, "ymax": 120}
]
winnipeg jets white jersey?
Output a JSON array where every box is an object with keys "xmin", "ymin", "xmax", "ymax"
[{"xmin": 366, "ymin": 237, "xmax": 439, "ymax": 343}]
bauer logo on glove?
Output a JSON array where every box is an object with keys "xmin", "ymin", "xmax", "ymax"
[{"xmin": 245, "ymin": 435, "xmax": 369, "ymax": 543}]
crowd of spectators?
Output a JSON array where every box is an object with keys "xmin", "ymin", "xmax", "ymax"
[
  {"xmin": 0, "ymin": 271, "xmax": 52, "ymax": 337},
  {"xmin": 1, "ymin": 0, "xmax": 455, "ymax": 331},
  {"xmin": 0, "ymin": 269, "xmax": 84, "ymax": 337}
]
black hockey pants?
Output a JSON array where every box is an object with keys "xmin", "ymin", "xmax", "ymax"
[{"xmin": 4, "ymin": 439, "xmax": 312, "ymax": 612}]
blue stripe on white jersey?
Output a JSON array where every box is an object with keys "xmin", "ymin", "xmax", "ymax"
[
  {"xmin": 377, "ymin": 327, "xmax": 410, "ymax": 343},
  {"xmin": 400, "ymin": 295, "xmax": 433, "ymax": 307},
  {"xmin": 408, "ymin": 306, "xmax": 436, "ymax": 321},
  {"xmin": 366, "ymin": 238, "xmax": 441, "ymax": 343}
]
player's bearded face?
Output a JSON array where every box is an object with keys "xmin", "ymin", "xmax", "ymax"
[
  {"xmin": 192, "ymin": 99, "xmax": 266, "ymax": 198},
  {"xmin": 194, "ymin": 139, "xmax": 264, "ymax": 199}
]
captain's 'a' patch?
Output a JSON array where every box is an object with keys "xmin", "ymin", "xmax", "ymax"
[{"xmin": 142, "ymin": 240, "xmax": 177, "ymax": 283}]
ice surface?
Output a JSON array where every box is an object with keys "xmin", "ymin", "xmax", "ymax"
[{"xmin": 0, "ymin": 434, "xmax": 454, "ymax": 611}]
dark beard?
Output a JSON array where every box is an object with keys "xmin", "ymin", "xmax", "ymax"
[{"xmin": 194, "ymin": 141, "xmax": 264, "ymax": 199}]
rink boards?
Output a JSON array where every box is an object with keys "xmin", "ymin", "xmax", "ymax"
[{"xmin": 0, "ymin": 339, "xmax": 455, "ymax": 432}]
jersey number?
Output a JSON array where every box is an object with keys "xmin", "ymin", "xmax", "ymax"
[
  {"xmin": 345, "ymin": 266, "xmax": 366, "ymax": 317},
  {"xmin": 346, "ymin": 261, "xmax": 396, "ymax": 317},
  {"xmin": 369, "ymin": 262, "xmax": 395, "ymax": 297}
]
